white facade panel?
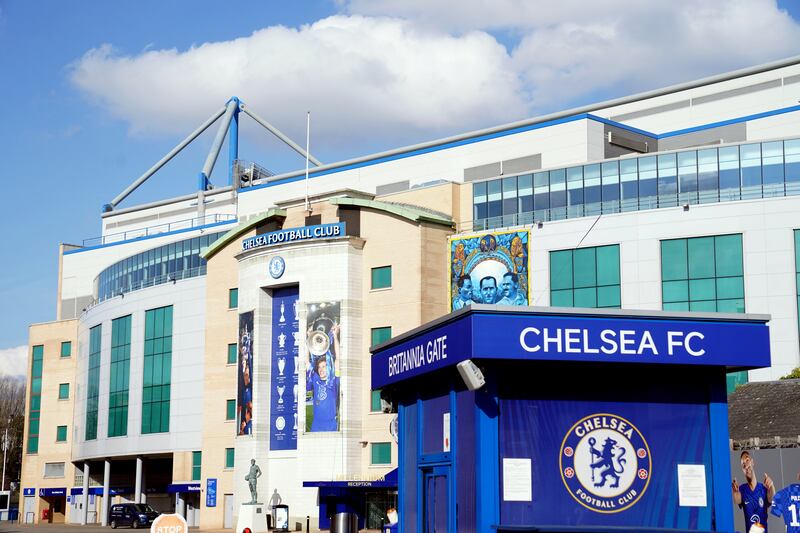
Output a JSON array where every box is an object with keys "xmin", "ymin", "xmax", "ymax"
[
  {"xmin": 73, "ymin": 277, "xmax": 206, "ymax": 461},
  {"xmin": 523, "ymin": 195, "xmax": 800, "ymax": 381},
  {"xmin": 236, "ymin": 121, "xmax": 593, "ymax": 219},
  {"xmin": 232, "ymin": 238, "xmax": 364, "ymax": 522}
]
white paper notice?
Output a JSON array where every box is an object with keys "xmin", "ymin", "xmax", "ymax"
[
  {"xmin": 677, "ymin": 464, "xmax": 707, "ymax": 507},
  {"xmin": 503, "ymin": 458, "xmax": 532, "ymax": 502},
  {"xmin": 443, "ymin": 413, "xmax": 451, "ymax": 452}
]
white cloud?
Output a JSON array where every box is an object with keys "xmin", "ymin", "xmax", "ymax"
[
  {"xmin": 69, "ymin": 3, "xmax": 800, "ymax": 156},
  {"xmin": 69, "ymin": 16, "xmax": 527, "ymax": 151},
  {"xmin": 0, "ymin": 346, "xmax": 27, "ymax": 378}
]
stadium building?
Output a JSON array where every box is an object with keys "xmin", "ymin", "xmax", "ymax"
[{"xmin": 20, "ymin": 56, "xmax": 800, "ymax": 530}]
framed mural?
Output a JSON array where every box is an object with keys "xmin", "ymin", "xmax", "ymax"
[{"xmin": 449, "ymin": 229, "xmax": 531, "ymax": 310}]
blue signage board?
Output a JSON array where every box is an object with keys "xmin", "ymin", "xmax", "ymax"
[
  {"xmin": 23, "ymin": 488, "xmax": 35, "ymax": 496},
  {"xmin": 70, "ymin": 486, "xmax": 134, "ymax": 496},
  {"xmin": 372, "ymin": 308, "xmax": 771, "ymax": 388},
  {"xmin": 166, "ymin": 483, "xmax": 201, "ymax": 493},
  {"xmin": 39, "ymin": 488, "xmax": 66, "ymax": 497},
  {"xmin": 499, "ymin": 396, "xmax": 713, "ymax": 529},
  {"xmin": 206, "ymin": 479, "xmax": 217, "ymax": 507},
  {"xmin": 242, "ymin": 222, "xmax": 345, "ymax": 251},
  {"xmin": 270, "ymin": 286, "xmax": 299, "ymax": 450}
]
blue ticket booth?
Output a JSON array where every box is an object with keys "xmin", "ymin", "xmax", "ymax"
[{"xmin": 371, "ymin": 305, "xmax": 771, "ymax": 532}]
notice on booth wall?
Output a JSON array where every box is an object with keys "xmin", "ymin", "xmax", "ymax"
[
  {"xmin": 443, "ymin": 412, "xmax": 451, "ymax": 452},
  {"xmin": 677, "ymin": 464, "xmax": 707, "ymax": 507},
  {"xmin": 503, "ymin": 458, "xmax": 532, "ymax": 502}
]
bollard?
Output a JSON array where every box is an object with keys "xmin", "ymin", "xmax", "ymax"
[{"xmin": 306, "ymin": 515, "xmax": 309, "ymax": 533}]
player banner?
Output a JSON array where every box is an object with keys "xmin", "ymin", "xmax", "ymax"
[
  {"xmin": 305, "ymin": 301, "xmax": 341, "ymax": 432},
  {"xmin": 237, "ymin": 311, "xmax": 254, "ymax": 436},
  {"xmin": 449, "ymin": 229, "xmax": 530, "ymax": 311},
  {"xmin": 270, "ymin": 287, "xmax": 299, "ymax": 450}
]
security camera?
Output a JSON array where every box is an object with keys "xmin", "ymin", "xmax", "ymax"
[{"xmin": 456, "ymin": 359, "xmax": 485, "ymax": 391}]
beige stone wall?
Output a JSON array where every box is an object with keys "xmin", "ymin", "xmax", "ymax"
[
  {"xmin": 378, "ymin": 182, "xmax": 457, "ymax": 217},
  {"xmin": 198, "ymin": 228, "xmax": 251, "ymax": 529},
  {"xmin": 357, "ymin": 205, "xmax": 454, "ymax": 474},
  {"xmin": 20, "ymin": 319, "xmax": 78, "ymax": 524}
]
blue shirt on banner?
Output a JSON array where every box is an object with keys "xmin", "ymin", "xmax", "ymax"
[
  {"xmin": 308, "ymin": 372, "xmax": 338, "ymax": 431},
  {"xmin": 771, "ymin": 483, "xmax": 800, "ymax": 533},
  {"xmin": 740, "ymin": 482, "xmax": 770, "ymax": 533}
]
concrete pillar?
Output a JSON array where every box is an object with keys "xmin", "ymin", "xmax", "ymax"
[
  {"xmin": 101, "ymin": 460, "xmax": 110, "ymax": 526},
  {"xmin": 134, "ymin": 457, "xmax": 143, "ymax": 504},
  {"xmin": 81, "ymin": 462, "xmax": 89, "ymax": 525}
]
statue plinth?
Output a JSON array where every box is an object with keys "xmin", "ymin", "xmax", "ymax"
[{"xmin": 236, "ymin": 503, "xmax": 268, "ymax": 533}]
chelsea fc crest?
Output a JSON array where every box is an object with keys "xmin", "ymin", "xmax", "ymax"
[
  {"xmin": 269, "ymin": 256, "xmax": 286, "ymax": 279},
  {"xmin": 560, "ymin": 413, "xmax": 651, "ymax": 513}
]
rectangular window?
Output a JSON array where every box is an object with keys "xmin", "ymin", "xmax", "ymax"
[
  {"xmin": 225, "ymin": 448, "xmax": 235, "ymax": 469},
  {"xmin": 228, "ymin": 288, "xmax": 238, "ymax": 309},
  {"xmin": 142, "ymin": 306, "xmax": 173, "ymax": 434},
  {"xmin": 43, "ymin": 462, "xmax": 65, "ymax": 478},
  {"xmin": 56, "ymin": 426, "xmax": 67, "ymax": 442},
  {"xmin": 226, "ymin": 399, "xmax": 236, "ymax": 420},
  {"xmin": 371, "ymin": 442, "xmax": 392, "ymax": 465},
  {"xmin": 661, "ymin": 234, "xmax": 745, "ymax": 392},
  {"xmin": 58, "ymin": 383, "xmax": 69, "ymax": 400},
  {"xmin": 60, "ymin": 341, "xmax": 72, "ymax": 358},
  {"xmin": 661, "ymin": 234, "xmax": 744, "ymax": 313},
  {"xmin": 108, "ymin": 315, "xmax": 132, "ymax": 437},
  {"xmin": 27, "ymin": 345, "xmax": 44, "ymax": 453},
  {"xmin": 227, "ymin": 343, "xmax": 237, "ymax": 364},
  {"xmin": 192, "ymin": 451, "xmax": 202, "ymax": 481},
  {"xmin": 86, "ymin": 326, "xmax": 102, "ymax": 441},
  {"xmin": 371, "ymin": 266, "xmax": 392, "ymax": 290},
  {"xmin": 550, "ymin": 245, "xmax": 621, "ymax": 308},
  {"xmin": 371, "ymin": 390, "xmax": 383, "ymax": 412},
  {"xmin": 370, "ymin": 327, "xmax": 392, "ymax": 346}
]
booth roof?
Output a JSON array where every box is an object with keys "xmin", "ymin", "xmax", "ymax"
[
  {"xmin": 370, "ymin": 305, "xmax": 772, "ymax": 389},
  {"xmin": 729, "ymin": 378, "xmax": 800, "ymax": 442}
]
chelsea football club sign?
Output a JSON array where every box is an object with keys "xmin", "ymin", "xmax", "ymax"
[
  {"xmin": 242, "ymin": 222, "xmax": 345, "ymax": 251},
  {"xmin": 560, "ymin": 413, "xmax": 651, "ymax": 513}
]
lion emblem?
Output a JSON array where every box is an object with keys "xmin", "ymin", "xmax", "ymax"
[{"xmin": 589, "ymin": 437, "xmax": 627, "ymax": 488}]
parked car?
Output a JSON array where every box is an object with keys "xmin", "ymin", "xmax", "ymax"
[{"xmin": 109, "ymin": 503, "xmax": 159, "ymax": 529}]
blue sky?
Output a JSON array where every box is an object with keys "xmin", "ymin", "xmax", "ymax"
[{"xmin": 1, "ymin": 0, "xmax": 799, "ymax": 373}]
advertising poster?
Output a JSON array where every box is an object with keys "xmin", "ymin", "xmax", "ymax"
[
  {"xmin": 237, "ymin": 311, "xmax": 254, "ymax": 436},
  {"xmin": 449, "ymin": 229, "xmax": 530, "ymax": 311},
  {"xmin": 270, "ymin": 286, "xmax": 299, "ymax": 450},
  {"xmin": 305, "ymin": 301, "xmax": 341, "ymax": 432}
]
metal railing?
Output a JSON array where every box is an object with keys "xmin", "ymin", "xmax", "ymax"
[
  {"xmin": 82, "ymin": 214, "xmax": 237, "ymax": 247},
  {"xmin": 92, "ymin": 266, "xmax": 208, "ymax": 308},
  {"xmin": 233, "ymin": 159, "xmax": 276, "ymax": 188}
]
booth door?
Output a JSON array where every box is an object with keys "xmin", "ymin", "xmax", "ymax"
[{"xmin": 422, "ymin": 466, "xmax": 449, "ymax": 533}]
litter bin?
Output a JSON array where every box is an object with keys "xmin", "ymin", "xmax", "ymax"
[{"xmin": 330, "ymin": 512, "xmax": 358, "ymax": 533}]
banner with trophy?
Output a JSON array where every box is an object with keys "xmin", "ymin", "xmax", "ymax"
[
  {"xmin": 270, "ymin": 286, "xmax": 299, "ymax": 450},
  {"xmin": 237, "ymin": 311, "xmax": 254, "ymax": 436},
  {"xmin": 449, "ymin": 229, "xmax": 531, "ymax": 311},
  {"xmin": 305, "ymin": 301, "xmax": 342, "ymax": 432}
]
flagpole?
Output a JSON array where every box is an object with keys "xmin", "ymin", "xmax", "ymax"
[{"xmin": 305, "ymin": 111, "xmax": 311, "ymax": 213}]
